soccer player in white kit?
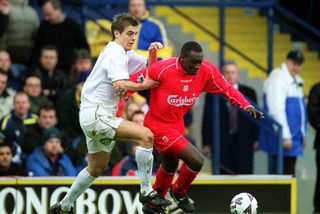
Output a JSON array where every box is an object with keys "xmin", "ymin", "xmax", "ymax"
[{"xmin": 49, "ymin": 13, "xmax": 171, "ymax": 214}]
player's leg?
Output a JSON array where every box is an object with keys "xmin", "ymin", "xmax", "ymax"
[
  {"xmin": 153, "ymin": 154, "xmax": 179, "ymax": 197},
  {"xmin": 168, "ymin": 139, "xmax": 204, "ymax": 213},
  {"xmin": 50, "ymin": 107, "xmax": 116, "ymax": 214},
  {"xmin": 52, "ymin": 152, "xmax": 111, "ymax": 213},
  {"xmin": 115, "ymin": 120, "xmax": 171, "ymax": 207}
]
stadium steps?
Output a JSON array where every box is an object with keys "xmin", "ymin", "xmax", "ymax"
[{"xmin": 155, "ymin": 6, "xmax": 320, "ymax": 95}]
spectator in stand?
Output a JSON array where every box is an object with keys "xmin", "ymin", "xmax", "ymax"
[
  {"xmin": 0, "ymin": 0, "xmax": 39, "ymax": 65},
  {"xmin": 26, "ymin": 127, "xmax": 77, "ymax": 176},
  {"xmin": 0, "ymin": 91, "xmax": 37, "ymax": 164},
  {"xmin": 128, "ymin": 0, "xmax": 171, "ymax": 59},
  {"xmin": 0, "ymin": 69, "xmax": 15, "ymax": 119},
  {"xmin": 259, "ymin": 50, "xmax": 307, "ymax": 175},
  {"xmin": 0, "ymin": 50, "xmax": 28, "ymax": 91},
  {"xmin": 23, "ymin": 74, "xmax": 53, "ymax": 114},
  {"xmin": 55, "ymin": 71, "xmax": 89, "ymax": 144},
  {"xmin": 307, "ymin": 82, "xmax": 320, "ymax": 213},
  {"xmin": 32, "ymin": 45, "xmax": 68, "ymax": 102},
  {"xmin": 0, "ymin": 0, "xmax": 9, "ymax": 38},
  {"xmin": 23, "ymin": 105, "xmax": 58, "ymax": 155},
  {"xmin": 202, "ymin": 61, "xmax": 259, "ymax": 174},
  {"xmin": 122, "ymin": 100, "xmax": 140, "ymax": 120},
  {"xmin": 69, "ymin": 48, "xmax": 92, "ymax": 88},
  {"xmin": 0, "ymin": 142, "xmax": 27, "ymax": 176},
  {"xmin": 31, "ymin": 0, "xmax": 90, "ymax": 72}
]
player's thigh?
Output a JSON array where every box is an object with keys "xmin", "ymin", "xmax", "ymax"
[
  {"xmin": 178, "ymin": 143, "xmax": 204, "ymax": 171},
  {"xmin": 114, "ymin": 119, "xmax": 152, "ymax": 142}
]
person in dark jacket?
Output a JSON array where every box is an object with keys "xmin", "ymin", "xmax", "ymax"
[
  {"xmin": 26, "ymin": 128, "xmax": 77, "ymax": 176},
  {"xmin": 202, "ymin": 61, "xmax": 259, "ymax": 174},
  {"xmin": 308, "ymin": 82, "xmax": 320, "ymax": 213}
]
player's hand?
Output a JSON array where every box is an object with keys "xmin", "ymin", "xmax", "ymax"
[
  {"xmin": 244, "ymin": 106, "xmax": 264, "ymax": 119},
  {"xmin": 142, "ymin": 68, "xmax": 159, "ymax": 89},
  {"xmin": 116, "ymin": 88, "xmax": 127, "ymax": 99},
  {"xmin": 283, "ymin": 139, "xmax": 292, "ymax": 150},
  {"xmin": 148, "ymin": 42, "xmax": 163, "ymax": 52}
]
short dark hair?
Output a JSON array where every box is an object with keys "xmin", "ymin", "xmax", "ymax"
[
  {"xmin": 111, "ymin": 13, "xmax": 139, "ymax": 40},
  {"xmin": 40, "ymin": 44, "xmax": 59, "ymax": 56},
  {"xmin": 286, "ymin": 50, "xmax": 305, "ymax": 65},
  {"xmin": 180, "ymin": 41, "xmax": 203, "ymax": 57},
  {"xmin": 0, "ymin": 143, "xmax": 12, "ymax": 152},
  {"xmin": 222, "ymin": 60, "xmax": 238, "ymax": 71},
  {"xmin": 38, "ymin": 105, "xmax": 56, "ymax": 116},
  {"xmin": 73, "ymin": 49, "xmax": 91, "ymax": 62},
  {"xmin": 43, "ymin": 0, "xmax": 62, "ymax": 9}
]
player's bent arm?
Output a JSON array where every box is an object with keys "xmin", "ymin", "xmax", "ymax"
[{"xmin": 113, "ymin": 78, "xmax": 158, "ymax": 92}]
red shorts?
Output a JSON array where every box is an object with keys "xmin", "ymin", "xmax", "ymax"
[{"xmin": 144, "ymin": 115, "xmax": 189, "ymax": 157}]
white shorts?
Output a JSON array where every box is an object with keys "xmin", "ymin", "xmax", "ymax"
[{"xmin": 79, "ymin": 106, "xmax": 124, "ymax": 154}]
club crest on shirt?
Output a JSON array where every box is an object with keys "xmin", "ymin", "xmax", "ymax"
[
  {"xmin": 183, "ymin": 85, "xmax": 189, "ymax": 92},
  {"xmin": 162, "ymin": 136, "xmax": 169, "ymax": 142}
]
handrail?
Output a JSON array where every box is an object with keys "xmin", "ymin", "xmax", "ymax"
[
  {"xmin": 170, "ymin": 6, "xmax": 268, "ymax": 73},
  {"xmin": 274, "ymin": 4, "xmax": 320, "ymax": 39}
]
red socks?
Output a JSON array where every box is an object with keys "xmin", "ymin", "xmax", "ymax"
[
  {"xmin": 153, "ymin": 166, "xmax": 175, "ymax": 197},
  {"xmin": 172, "ymin": 164, "xmax": 198, "ymax": 195}
]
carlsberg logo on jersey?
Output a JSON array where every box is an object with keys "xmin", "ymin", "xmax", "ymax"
[{"xmin": 167, "ymin": 95, "xmax": 199, "ymax": 106}]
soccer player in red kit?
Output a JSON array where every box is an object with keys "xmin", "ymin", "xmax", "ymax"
[{"xmin": 130, "ymin": 41, "xmax": 264, "ymax": 213}]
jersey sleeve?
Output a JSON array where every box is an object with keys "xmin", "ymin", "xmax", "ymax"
[
  {"xmin": 129, "ymin": 62, "xmax": 161, "ymax": 83},
  {"xmin": 104, "ymin": 49, "xmax": 129, "ymax": 82},
  {"xmin": 204, "ymin": 63, "xmax": 251, "ymax": 110},
  {"xmin": 127, "ymin": 50, "xmax": 147, "ymax": 75}
]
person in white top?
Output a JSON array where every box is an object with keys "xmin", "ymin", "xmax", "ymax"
[{"xmin": 49, "ymin": 13, "xmax": 171, "ymax": 214}]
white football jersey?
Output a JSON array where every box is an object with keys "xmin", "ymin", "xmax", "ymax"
[{"xmin": 80, "ymin": 41, "xmax": 147, "ymax": 114}]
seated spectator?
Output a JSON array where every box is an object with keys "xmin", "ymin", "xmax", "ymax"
[
  {"xmin": 32, "ymin": 45, "xmax": 67, "ymax": 102},
  {"xmin": 23, "ymin": 74, "xmax": 53, "ymax": 114},
  {"xmin": 23, "ymin": 105, "xmax": 58, "ymax": 155},
  {"xmin": 0, "ymin": 50, "xmax": 28, "ymax": 91},
  {"xmin": 69, "ymin": 48, "xmax": 92, "ymax": 88},
  {"xmin": 26, "ymin": 128, "xmax": 77, "ymax": 176},
  {"xmin": 55, "ymin": 71, "xmax": 90, "ymax": 144},
  {"xmin": 0, "ymin": 0, "xmax": 39, "ymax": 65},
  {"xmin": 0, "ymin": 142, "xmax": 27, "ymax": 176},
  {"xmin": 0, "ymin": 91, "xmax": 37, "ymax": 164},
  {"xmin": 0, "ymin": 69, "xmax": 15, "ymax": 119},
  {"xmin": 122, "ymin": 100, "xmax": 140, "ymax": 120}
]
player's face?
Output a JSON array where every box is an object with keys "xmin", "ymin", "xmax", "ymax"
[
  {"xmin": 180, "ymin": 51, "xmax": 203, "ymax": 75},
  {"xmin": 222, "ymin": 64, "xmax": 240, "ymax": 85},
  {"xmin": 114, "ymin": 25, "xmax": 139, "ymax": 51}
]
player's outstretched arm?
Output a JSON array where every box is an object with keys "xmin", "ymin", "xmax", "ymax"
[{"xmin": 244, "ymin": 106, "xmax": 265, "ymax": 120}]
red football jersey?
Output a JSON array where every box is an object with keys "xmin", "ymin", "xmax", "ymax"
[{"xmin": 130, "ymin": 57, "xmax": 251, "ymax": 126}]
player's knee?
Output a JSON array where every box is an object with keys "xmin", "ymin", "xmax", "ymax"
[
  {"xmin": 191, "ymin": 154, "xmax": 204, "ymax": 171},
  {"xmin": 139, "ymin": 128, "xmax": 154, "ymax": 148}
]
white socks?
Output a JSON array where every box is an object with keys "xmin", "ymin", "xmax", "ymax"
[
  {"xmin": 135, "ymin": 146, "xmax": 154, "ymax": 195},
  {"xmin": 60, "ymin": 168, "xmax": 97, "ymax": 211}
]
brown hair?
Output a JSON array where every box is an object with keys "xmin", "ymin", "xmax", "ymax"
[{"xmin": 111, "ymin": 13, "xmax": 139, "ymax": 40}]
